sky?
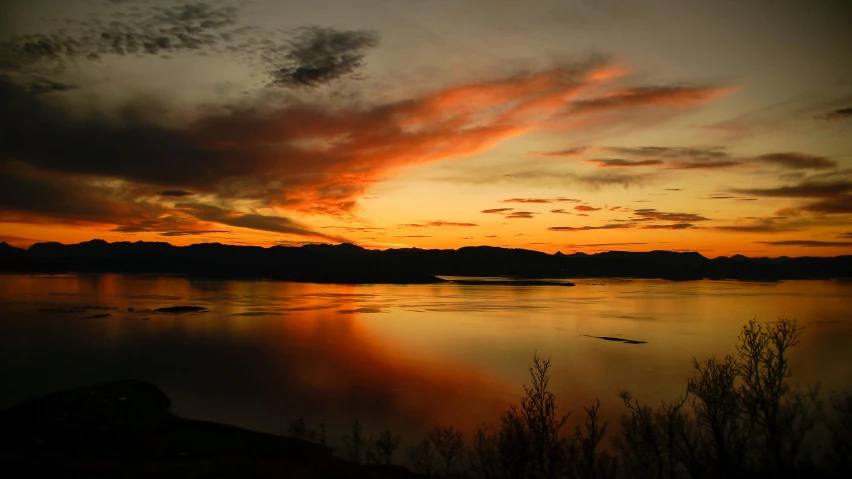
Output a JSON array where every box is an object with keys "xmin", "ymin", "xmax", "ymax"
[{"xmin": 0, "ymin": 0, "xmax": 851, "ymax": 256}]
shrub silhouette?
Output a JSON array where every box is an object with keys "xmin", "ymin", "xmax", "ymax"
[
  {"xmin": 369, "ymin": 428, "xmax": 401, "ymax": 465},
  {"xmin": 317, "ymin": 318, "xmax": 841, "ymax": 478},
  {"xmin": 343, "ymin": 420, "xmax": 369, "ymax": 464},
  {"xmin": 825, "ymin": 391, "xmax": 852, "ymax": 473}
]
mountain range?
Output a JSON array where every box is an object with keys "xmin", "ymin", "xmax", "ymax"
[{"xmin": 1, "ymin": 240, "xmax": 849, "ymax": 283}]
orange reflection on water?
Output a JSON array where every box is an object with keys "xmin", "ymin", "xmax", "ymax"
[{"xmin": 1, "ymin": 274, "xmax": 851, "ymax": 443}]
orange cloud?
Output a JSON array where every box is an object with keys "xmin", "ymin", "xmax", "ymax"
[
  {"xmin": 1, "ymin": 62, "xmax": 733, "ymax": 239},
  {"xmin": 574, "ymin": 205, "xmax": 601, "ymax": 212},
  {"xmin": 398, "ymin": 221, "xmax": 479, "ymax": 228},
  {"xmin": 571, "ymin": 86, "xmax": 733, "ymax": 114},
  {"xmin": 500, "ymin": 197, "xmax": 582, "ymax": 204}
]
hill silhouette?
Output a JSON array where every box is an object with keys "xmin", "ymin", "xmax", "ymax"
[
  {"xmin": 0, "ymin": 240, "xmax": 849, "ymax": 283},
  {"xmin": 0, "ymin": 380, "xmax": 424, "ymax": 479}
]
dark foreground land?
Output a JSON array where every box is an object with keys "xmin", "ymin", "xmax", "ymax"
[
  {"xmin": 0, "ymin": 380, "xmax": 422, "ymax": 479},
  {"xmin": 1, "ymin": 239, "xmax": 850, "ymax": 283}
]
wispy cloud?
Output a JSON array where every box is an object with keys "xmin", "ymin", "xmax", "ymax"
[
  {"xmin": 632, "ymin": 209, "xmax": 710, "ymax": 222},
  {"xmin": 500, "ymin": 197, "xmax": 581, "ymax": 203},
  {"xmin": 587, "ymin": 158, "xmax": 663, "ymax": 167},
  {"xmin": 571, "ymin": 86, "xmax": 731, "ymax": 114},
  {"xmin": 506, "ymin": 211, "xmax": 536, "ymax": 219},
  {"xmin": 734, "ymin": 180, "xmax": 852, "ymax": 198},
  {"xmin": 549, "ymin": 224, "xmax": 631, "ymax": 231},
  {"xmin": 398, "ymin": 221, "xmax": 478, "ymax": 228},
  {"xmin": 640, "ymin": 223, "xmax": 695, "ymax": 229},
  {"xmin": 533, "ymin": 147, "xmax": 587, "ymax": 157},
  {"xmin": 757, "ymin": 240, "xmax": 852, "ymax": 247},
  {"xmin": 574, "ymin": 205, "xmax": 601, "ymax": 212},
  {"xmin": 158, "ymin": 190, "xmax": 194, "ymax": 197},
  {"xmin": 753, "ymin": 153, "xmax": 836, "ymax": 170},
  {"xmin": 481, "ymin": 208, "xmax": 514, "ymax": 214},
  {"xmin": 816, "ymin": 107, "xmax": 852, "ymax": 120}
]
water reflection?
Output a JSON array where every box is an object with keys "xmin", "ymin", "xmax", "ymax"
[{"xmin": 1, "ymin": 274, "xmax": 851, "ymax": 448}]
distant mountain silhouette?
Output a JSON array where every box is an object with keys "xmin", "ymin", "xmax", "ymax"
[{"xmin": 0, "ymin": 240, "xmax": 849, "ymax": 283}]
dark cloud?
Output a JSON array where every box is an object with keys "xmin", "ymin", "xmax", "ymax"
[
  {"xmin": 571, "ymin": 86, "xmax": 728, "ymax": 113},
  {"xmin": 665, "ymin": 188, "xmax": 683, "ymax": 191},
  {"xmin": 757, "ymin": 240, "xmax": 852, "ymax": 247},
  {"xmin": 395, "ymin": 235, "xmax": 431, "ymax": 238},
  {"xmin": 158, "ymin": 190, "xmax": 194, "ymax": 197},
  {"xmin": 548, "ymin": 224, "xmax": 632, "ymax": 231},
  {"xmin": 0, "ymin": 62, "xmax": 616, "ymax": 221},
  {"xmin": 839, "ymin": 232, "xmax": 852, "ymax": 239},
  {"xmin": 158, "ymin": 230, "xmax": 228, "ymax": 237},
  {"xmin": 0, "ymin": 2, "xmax": 377, "ymax": 90},
  {"xmin": 500, "ymin": 197, "xmax": 581, "ymax": 203},
  {"xmin": 533, "ymin": 147, "xmax": 587, "ymax": 157},
  {"xmin": 20, "ymin": 77, "xmax": 78, "ymax": 95},
  {"xmin": 574, "ymin": 205, "xmax": 601, "ymax": 212},
  {"xmin": 323, "ymin": 225, "xmax": 384, "ymax": 233},
  {"xmin": 0, "ymin": 162, "xmax": 147, "ymax": 225},
  {"xmin": 1, "ymin": 2, "xmax": 241, "ymax": 64},
  {"xmin": 398, "ymin": 221, "xmax": 478, "ymax": 228},
  {"xmin": 602, "ymin": 146, "xmax": 729, "ymax": 160},
  {"xmin": 176, "ymin": 202, "xmax": 348, "ymax": 242},
  {"xmin": 640, "ymin": 223, "xmax": 695, "ymax": 230},
  {"xmin": 569, "ymin": 171, "xmax": 652, "ymax": 188},
  {"xmin": 550, "ymin": 209, "xmax": 572, "ymax": 214},
  {"xmin": 587, "ymin": 158, "xmax": 663, "ymax": 167},
  {"xmin": 595, "ymin": 146, "xmax": 838, "ymax": 171},
  {"xmin": 816, "ymin": 107, "xmax": 852, "ymax": 120},
  {"xmin": 734, "ymin": 180, "xmax": 852, "ymax": 198},
  {"xmin": 713, "ymin": 216, "xmax": 802, "ymax": 233},
  {"xmin": 481, "ymin": 208, "xmax": 514, "ymax": 214},
  {"xmin": 268, "ymin": 26, "xmax": 380, "ymax": 88},
  {"xmin": 798, "ymin": 194, "xmax": 852, "ymax": 214},
  {"xmin": 506, "ymin": 211, "xmax": 535, "ymax": 219},
  {"xmin": 753, "ymin": 153, "xmax": 836, "ymax": 170},
  {"xmin": 632, "ymin": 209, "xmax": 710, "ymax": 222},
  {"xmin": 666, "ymin": 159, "xmax": 742, "ymax": 170}
]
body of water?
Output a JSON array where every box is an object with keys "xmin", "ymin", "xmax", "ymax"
[{"xmin": 1, "ymin": 274, "xmax": 850, "ymax": 449}]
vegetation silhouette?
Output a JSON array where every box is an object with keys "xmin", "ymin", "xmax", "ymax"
[{"xmin": 307, "ymin": 318, "xmax": 847, "ymax": 478}]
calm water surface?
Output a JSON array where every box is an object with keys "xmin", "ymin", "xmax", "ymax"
[{"xmin": 1, "ymin": 274, "xmax": 850, "ymax": 448}]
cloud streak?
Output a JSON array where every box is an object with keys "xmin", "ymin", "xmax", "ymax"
[
  {"xmin": 632, "ymin": 209, "xmax": 710, "ymax": 222},
  {"xmin": 549, "ymin": 224, "xmax": 631, "ymax": 231},
  {"xmin": 500, "ymin": 197, "xmax": 581, "ymax": 204},
  {"xmin": 587, "ymin": 158, "xmax": 663, "ymax": 167},
  {"xmin": 398, "ymin": 221, "xmax": 478, "ymax": 228},
  {"xmin": 571, "ymin": 86, "xmax": 731, "ymax": 113},
  {"xmin": 757, "ymin": 240, "xmax": 852, "ymax": 247},
  {"xmin": 816, "ymin": 107, "xmax": 852, "ymax": 120}
]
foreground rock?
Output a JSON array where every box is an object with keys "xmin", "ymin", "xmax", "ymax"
[{"xmin": 0, "ymin": 380, "xmax": 424, "ymax": 478}]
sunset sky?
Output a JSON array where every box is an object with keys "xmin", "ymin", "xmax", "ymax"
[{"xmin": 1, "ymin": 0, "xmax": 851, "ymax": 256}]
